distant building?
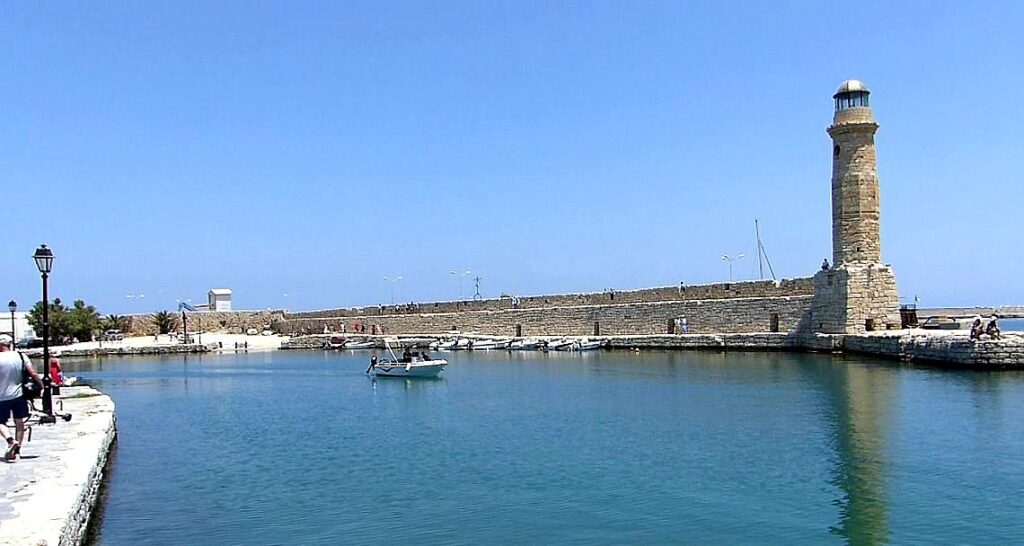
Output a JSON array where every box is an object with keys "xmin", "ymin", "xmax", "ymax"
[
  {"xmin": 208, "ymin": 289, "xmax": 233, "ymax": 311},
  {"xmin": 2, "ymin": 312, "xmax": 37, "ymax": 343}
]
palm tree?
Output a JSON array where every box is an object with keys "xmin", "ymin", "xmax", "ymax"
[
  {"xmin": 102, "ymin": 314, "xmax": 127, "ymax": 332},
  {"xmin": 152, "ymin": 310, "xmax": 177, "ymax": 334}
]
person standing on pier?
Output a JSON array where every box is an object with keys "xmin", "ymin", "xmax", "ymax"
[{"xmin": 0, "ymin": 335, "xmax": 43, "ymax": 462}]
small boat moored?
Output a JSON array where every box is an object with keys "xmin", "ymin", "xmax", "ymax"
[
  {"xmin": 546, "ymin": 338, "xmax": 575, "ymax": 351},
  {"xmin": 509, "ymin": 338, "xmax": 543, "ymax": 350},
  {"xmin": 343, "ymin": 340, "xmax": 377, "ymax": 349},
  {"xmin": 470, "ymin": 339, "xmax": 511, "ymax": 350},
  {"xmin": 323, "ymin": 335, "xmax": 348, "ymax": 350},
  {"xmin": 429, "ymin": 338, "xmax": 458, "ymax": 350},
  {"xmin": 571, "ymin": 338, "xmax": 603, "ymax": 351}
]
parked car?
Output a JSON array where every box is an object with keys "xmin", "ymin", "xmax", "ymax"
[
  {"xmin": 102, "ymin": 329, "xmax": 125, "ymax": 341},
  {"xmin": 15, "ymin": 338, "xmax": 45, "ymax": 349},
  {"xmin": 245, "ymin": 328, "xmax": 259, "ymax": 336}
]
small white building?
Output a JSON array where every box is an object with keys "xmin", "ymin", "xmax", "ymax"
[
  {"xmin": 2, "ymin": 312, "xmax": 37, "ymax": 343},
  {"xmin": 208, "ymin": 289, "xmax": 233, "ymax": 311}
]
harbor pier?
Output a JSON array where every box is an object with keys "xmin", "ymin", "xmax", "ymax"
[{"xmin": 0, "ymin": 386, "xmax": 116, "ymax": 546}]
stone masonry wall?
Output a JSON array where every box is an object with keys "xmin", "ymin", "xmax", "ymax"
[
  {"xmin": 125, "ymin": 310, "xmax": 285, "ymax": 335},
  {"xmin": 807, "ymin": 265, "xmax": 900, "ymax": 334},
  {"xmin": 286, "ymin": 278, "xmax": 815, "ymax": 320},
  {"xmin": 278, "ymin": 294, "xmax": 814, "ymax": 337},
  {"xmin": 842, "ymin": 332, "xmax": 1024, "ymax": 368},
  {"xmin": 59, "ymin": 407, "xmax": 116, "ymax": 546}
]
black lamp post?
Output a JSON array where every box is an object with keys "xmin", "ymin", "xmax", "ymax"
[
  {"xmin": 33, "ymin": 244, "xmax": 56, "ymax": 423},
  {"xmin": 7, "ymin": 300, "xmax": 14, "ymax": 345}
]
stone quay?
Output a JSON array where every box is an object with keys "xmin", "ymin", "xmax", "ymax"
[{"xmin": 0, "ymin": 386, "xmax": 116, "ymax": 546}]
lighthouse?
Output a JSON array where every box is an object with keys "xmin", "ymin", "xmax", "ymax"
[
  {"xmin": 810, "ymin": 80, "xmax": 901, "ymax": 334},
  {"xmin": 829, "ymin": 80, "xmax": 882, "ymax": 266}
]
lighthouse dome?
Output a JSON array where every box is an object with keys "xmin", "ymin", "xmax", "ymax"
[
  {"xmin": 833, "ymin": 80, "xmax": 870, "ymax": 97},
  {"xmin": 833, "ymin": 80, "xmax": 870, "ymax": 111}
]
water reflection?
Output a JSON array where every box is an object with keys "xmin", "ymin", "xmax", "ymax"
[
  {"xmin": 371, "ymin": 376, "xmax": 443, "ymax": 392},
  {"xmin": 823, "ymin": 358, "xmax": 892, "ymax": 544}
]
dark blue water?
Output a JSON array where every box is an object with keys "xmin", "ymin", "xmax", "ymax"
[
  {"xmin": 1000, "ymin": 318, "xmax": 1024, "ymax": 331},
  {"xmin": 66, "ymin": 350, "xmax": 1024, "ymax": 545}
]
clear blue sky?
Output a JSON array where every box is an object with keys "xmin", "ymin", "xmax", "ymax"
[{"xmin": 2, "ymin": 1, "xmax": 1021, "ymax": 314}]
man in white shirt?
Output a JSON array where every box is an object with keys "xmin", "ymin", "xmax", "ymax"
[{"xmin": 0, "ymin": 334, "xmax": 42, "ymax": 462}]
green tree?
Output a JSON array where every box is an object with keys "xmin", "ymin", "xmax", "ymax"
[
  {"xmin": 27, "ymin": 299, "xmax": 69, "ymax": 343},
  {"xmin": 152, "ymin": 310, "xmax": 177, "ymax": 334},
  {"xmin": 66, "ymin": 300, "xmax": 101, "ymax": 341},
  {"xmin": 28, "ymin": 298, "xmax": 104, "ymax": 343}
]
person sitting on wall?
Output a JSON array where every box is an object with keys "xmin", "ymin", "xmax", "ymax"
[
  {"xmin": 986, "ymin": 316, "xmax": 1002, "ymax": 339},
  {"xmin": 821, "ymin": 258, "xmax": 830, "ymax": 271},
  {"xmin": 970, "ymin": 318, "xmax": 984, "ymax": 341},
  {"xmin": 50, "ymin": 355, "xmax": 65, "ymax": 387}
]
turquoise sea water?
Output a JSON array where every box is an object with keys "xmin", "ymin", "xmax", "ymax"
[{"xmin": 67, "ymin": 350, "xmax": 1024, "ymax": 545}]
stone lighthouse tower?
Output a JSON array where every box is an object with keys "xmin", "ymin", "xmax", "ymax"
[{"xmin": 810, "ymin": 80, "xmax": 901, "ymax": 334}]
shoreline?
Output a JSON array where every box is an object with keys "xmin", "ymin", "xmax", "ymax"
[
  {"xmin": 282, "ymin": 330, "xmax": 1024, "ymax": 369},
  {"xmin": 30, "ymin": 328, "xmax": 1024, "ymax": 370}
]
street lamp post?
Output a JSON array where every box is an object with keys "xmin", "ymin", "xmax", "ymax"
[
  {"xmin": 721, "ymin": 253, "xmax": 745, "ymax": 282},
  {"xmin": 33, "ymin": 244, "xmax": 56, "ymax": 423},
  {"xmin": 7, "ymin": 300, "xmax": 15, "ymax": 345},
  {"xmin": 449, "ymin": 269, "xmax": 471, "ymax": 300},
  {"xmin": 382, "ymin": 275, "xmax": 402, "ymax": 305}
]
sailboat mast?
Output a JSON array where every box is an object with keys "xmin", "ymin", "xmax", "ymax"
[
  {"xmin": 756, "ymin": 219, "xmax": 765, "ymax": 280},
  {"xmin": 755, "ymin": 219, "xmax": 777, "ymax": 281}
]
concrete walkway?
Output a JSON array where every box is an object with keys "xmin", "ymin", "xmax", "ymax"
[
  {"xmin": 58, "ymin": 332, "xmax": 284, "ymax": 353},
  {"xmin": 0, "ymin": 387, "xmax": 116, "ymax": 546}
]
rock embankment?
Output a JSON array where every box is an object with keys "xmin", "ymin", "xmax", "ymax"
[
  {"xmin": 30, "ymin": 344, "xmax": 213, "ymax": 358},
  {"xmin": 842, "ymin": 331, "xmax": 1024, "ymax": 368}
]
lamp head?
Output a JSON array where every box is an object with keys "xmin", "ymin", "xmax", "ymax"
[
  {"xmin": 7, "ymin": 300, "xmax": 15, "ymax": 313},
  {"xmin": 33, "ymin": 244, "xmax": 54, "ymax": 274}
]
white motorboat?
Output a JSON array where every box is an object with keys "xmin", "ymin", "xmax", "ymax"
[
  {"xmin": 429, "ymin": 339, "xmax": 458, "ymax": 350},
  {"xmin": 571, "ymin": 338, "xmax": 603, "ymax": 351},
  {"xmin": 397, "ymin": 337, "xmax": 436, "ymax": 347},
  {"xmin": 470, "ymin": 339, "xmax": 510, "ymax": 350},
  {"xmin": 546, "ymin": 338, "xmax": 575, "ymax": 351},
  {"xmin": 343, "ymin": 340, "xmax": 376, "ymax": 349},
  {"xmin": 449, "ymin": 338, "xmax": 473, "ymax": 350},
  {"xmin": 367, "ymin": 339, "xmax": 448, "ymax": 378},
  {"xmin": 509, "ymin": 338, "xmax": 543, "ymax": 350}
]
